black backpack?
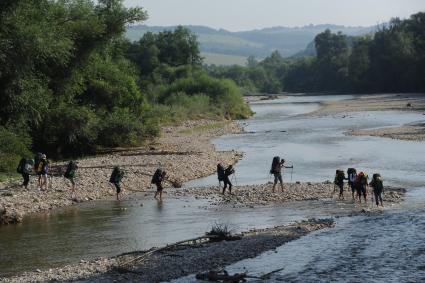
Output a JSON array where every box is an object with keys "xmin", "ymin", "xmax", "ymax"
[
  {"xmin": 17, "ymin": 158, "xmax": 26, "ymax": 174},
  {"xmin": 151, "ymin": 168, "xmax": 164, "ymax": 184},
  {"xmin": 225, "ymin": 166, "xmax": 235, "ymax": 176},
  {"xmin": 334, "ymin": 170, "xmax": 345, "ymax": 183},
  {"xmin": 109, "ymin": 167, "xmax": 123, "ymax": 183},
  {"xmin": 217, "ymin": 164, "xmax": 225, "ymax": 181},
  {"xmin": 64, "ymin": 161, "xmax": 76, "ymax": 178},
  {"xmin": 270, "ymin": 156, "xmax": 280, "ymax": 174}
]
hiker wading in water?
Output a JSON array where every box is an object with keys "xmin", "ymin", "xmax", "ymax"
[
  {"xmin": 370, "ymin": 173, "xmax": 384, "ymax": 207},
  {"xmin": 110, "ymin": 167, "xmax": 125, "ymax": 201},
  {"xmin": 152, "ymin": 168, "xmax": 167, "ymax": 200},
  {"xmin": 222, "ymin": 165, "xmax": 235, "ymax": 195},
  {"xmin": 270, "ymin": 156, "xmax": 293, "ymax": 193}
]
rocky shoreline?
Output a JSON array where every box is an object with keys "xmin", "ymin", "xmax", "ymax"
[
  {"xmin": 0, "ymin": 120, "xmax": 243, "ymax": 224},
  {"xmin": 0, "ymin": 218, "xmax": 334, "ymax": 283},
  {"xmin": 311, "ymin": 93, "xmax": 425, "ymax": 116},
  {"xmin": 309, "ymin": 93, "xmax": 425, "ymax": 142},
  {"xmin": 172, "ymin": 182, "xmax": 405, "ymax": 208},
  {"xmin": 346, "ymin": 122, "xmax": 425, "ymax": 142}
]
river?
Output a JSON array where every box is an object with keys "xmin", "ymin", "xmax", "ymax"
[{"xmin": 1, "ymin": 94, "xmax": 424, "ymax": 279}]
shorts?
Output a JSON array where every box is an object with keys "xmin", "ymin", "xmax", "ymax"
[
  {"xmin": 155, "ymin": 182, "xmax": 163, "ymax": 192},
  {"xmin": 274, "ymin": 172, "xmax": 283, "ymax": 184},
  {"xmin": 114, "ymin": 182, "xmax": 121, "ymax": 194}
]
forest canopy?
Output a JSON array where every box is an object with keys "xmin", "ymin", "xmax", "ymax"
[
  {"xmin": 207, "ymin": 12, "xmax": 425, "ymax": 94},
  {"xmin": 0, "ymin": 0, "xmax": 251, "ymax": 172}
]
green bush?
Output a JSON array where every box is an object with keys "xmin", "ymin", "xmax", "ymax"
[
  {"xmin": 97, "ymin": 108, "xmax": 159, "ymax": 147},
  {"xmin": 159, "ymin": 72, "xmax": 252, "ymax": 119},
  {"xmin": 164, "ymin": 92, "xmax": 218, "ymax": 119},
  {"xmin": 33, "ymin": 105, "xmax": 99, "ymax": 157},
  {"xmin": 0, "ymin": 127, "xmax": 32, "ymax": 172}
]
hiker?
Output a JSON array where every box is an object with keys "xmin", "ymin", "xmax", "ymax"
[
  {"xmin": 34, "ymin": 152, "xmax": 43, "ymax": 189},
  {"xmin": 222, "ymin": 165, "xmax": 235, "ymax": 195},
  {"xmin": 347, "ymin": 168, "xmax": 357, "ymax": 199},
  {"xmin": 270, "ymin": 156, "xmax": 293, "ymax": 193},
  {"xmin": 334, "ymin": 169, "xmax": 346, "ymax": 200},
  {"xmin": 64, "ymin": 161, "xmax": 78, "ymax": 199},
  {"xmin": 152, "ymin": 168, "xmax": 166, "ymax": 200},
  {"xmin": 36, "ymin": 154, "xmax": 49, "ymax": 190},
  {"xmin": 355, "ymin": 172, "xmax": 368, "ymax": 203},
  {"xmin": 17, "ymin": 158, "xmax": 33, "ymax": 189},
  {"xmin": 110, "ymin": 166, "xmax": 124, "ymax": 201},
  {"xmin": 217, "ymin": 163, "xmax": 225, "ymax": 186},
  {"xmin": 370, "ymin": 173, "xmax": 384, "ymax": 207},
  {"xmin": 153, "ymin": 169, "xmax": 166, "ymax": 200}
]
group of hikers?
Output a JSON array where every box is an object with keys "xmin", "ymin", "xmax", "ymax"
[
  {"xmin": 216, "ymin": 156, "xmax": 293, "ymax": 195},
  {"xmin": 334, "ymin": 168, "xmax": 385, "ymax": 206},
  {"xmin": 17, "ymin": 153, "xmax": 78, "ymax": 197},
  {"xmin": 17, "ymin": 153, "xmax": 385, "ymax": 206}
]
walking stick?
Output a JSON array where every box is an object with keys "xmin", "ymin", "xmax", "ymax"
[{"xmin": 290, "ymin": 166, "xmax": 293, "ymax": 182}]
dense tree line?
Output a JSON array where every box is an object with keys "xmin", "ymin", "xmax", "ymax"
[
  {"xmin": 208, "ymin": 12, "xmax": 425, "ymax": 94},
  {"xmin": 0, "ymin": 0, "xmax": 251, "ymax": 173}
]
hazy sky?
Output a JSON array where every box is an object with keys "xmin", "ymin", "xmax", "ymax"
[{"xmin": 124, "ymin": 0, "xmax": 425, "ymax": 31}]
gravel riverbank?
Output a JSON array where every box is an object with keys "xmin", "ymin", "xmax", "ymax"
[
  {"xmin": 172, "ymin": 182, "xmax": 405, "ymax": 208},
  {"xmin": 0, "ymin": 120, "xmax": 243, "ymax": 224},
  {"xmin": 346, "ymin": 122, "xmax": 425, "ymax": 141},
  {"xmin": 309, "ymin": 93, "xmax": 425, "ymax": 142},
  {"xmin": 0, "ymin": 218, "xmax": 334, "ymax": 283}
]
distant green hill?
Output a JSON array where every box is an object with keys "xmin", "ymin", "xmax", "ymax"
[{"xmin": 126, "ymin": 24, "xmax": 375, "ymax": 65}]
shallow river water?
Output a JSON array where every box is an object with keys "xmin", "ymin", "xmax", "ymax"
[{"xmin": 1, "ymin": 95, "xmax": 425, "ymax": 279}]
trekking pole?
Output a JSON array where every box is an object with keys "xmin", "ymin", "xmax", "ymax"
[
  {"xmin": 234, "ymin": 173, "xmax": 238, "ymax": 186},
  {"xmin": 290, "ymin": 166, "xmax": 293, "ymax": 182}
]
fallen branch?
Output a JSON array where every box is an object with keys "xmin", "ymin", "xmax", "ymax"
[{"xmin": 119, "ymin": 235, "xmax": 215, "ymax": 268}]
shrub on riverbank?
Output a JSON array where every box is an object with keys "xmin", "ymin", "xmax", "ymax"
[{"xmin": 0, "ymin": 127, "xmax": 32, "ymax": 172}]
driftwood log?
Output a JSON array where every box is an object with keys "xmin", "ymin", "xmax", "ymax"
[{"xmin": 196, "ymin": 270, "xmax": 248, "ymax": 283}]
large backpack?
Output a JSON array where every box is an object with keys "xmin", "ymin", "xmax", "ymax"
[
  {"xmin": 270, "ymin": 156, "xmax": 280, "ymax": 174},
  {"xmin": 64, "ymin": 161, "xmax": 76, "ymax": 178},
  {"xmin": 17, "ymin": 158, "xmax": 26, "ymax": 174},
  {"xmin": 225, "ymin": 166, "xmax": 235, "ymax": 177},
  {"xmin": 151, "ymin": 168, "xmax": 164, "ymax": 184},
  {"xmin": 41, "ymin": 160, "xmax": 49, "ymax": 174},
  {"xmin": 356, "ymin": 173, "xmax": 368, "ymax": 186},
  {"xmin": 34, "ymin": 153, "xmax": 43, "ymax": 170},
  {"xmin": 217, "ymin": 164, "xmax": 225, "ymax": 181},
  {"xmin": 110, "ymin": 167, "xmax": 123, "ymax": 183},
  {"xmin": 347, "ymin": 168, "xmax": 357, "ymax": 183},
  {"xmin": 373, "ymin": 173, "xmax": 383, "ymax": 191},
  {"xmin": 24, "ymin": 160, "xmax": 33, "ymax": 174},
  {"xmin": 334, "ymin": 169, "xmax": 345, "ymax": 184}
]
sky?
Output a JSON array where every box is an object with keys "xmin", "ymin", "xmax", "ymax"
[{"xmin": 124, "ymin": 0, "xmax": 425, "ymax": 31}]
